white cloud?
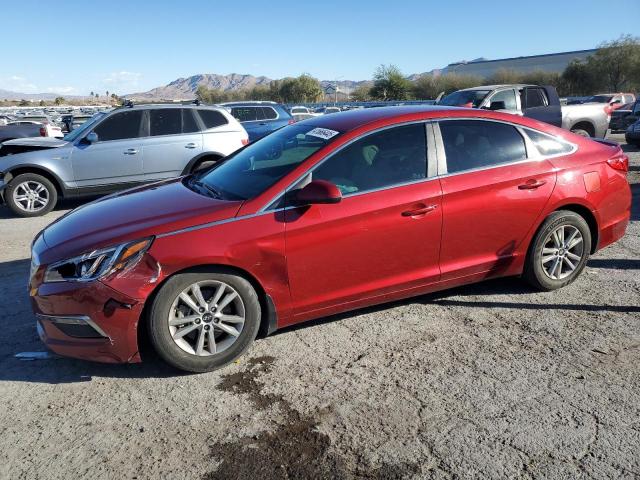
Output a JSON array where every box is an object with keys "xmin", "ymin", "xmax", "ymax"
[
  {"xmin": 1, "ymin": 75, "xmax": 38, "ymax": 93},
  {"xmin": 102, "ymin": 71, "xmax": 142, "ymax": 93},
  {"xmin": 46, "ymin": 86, "xmax": 76, "ymax": 94}
]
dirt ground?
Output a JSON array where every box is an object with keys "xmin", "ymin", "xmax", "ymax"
[{"xmin": 0, "ymin": 134, "xmax": 638, "ymax": 479}]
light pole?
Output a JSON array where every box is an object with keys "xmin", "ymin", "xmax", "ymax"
[{"xmin": 334, "ymin": 76, "xmax": 344, "ymax": 106}]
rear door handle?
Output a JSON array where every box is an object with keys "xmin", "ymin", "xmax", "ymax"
[
  {"xmin": 259, "ymin": 122, "xmax": 268, "ymax": 126},
  {"xmin": 123, "ymin": 148, "xmax": 138, "ymax": 155},
  {"xmin": 401, "ymin": 205, "xmax": 438, "ymax": 217},
  {"xmin": 185, "ymin": 143, "xmax": 197, "ymax": 149},
  {"xmin": 518, "ymin": 179, "xmax": 546, "ymax": 190}
]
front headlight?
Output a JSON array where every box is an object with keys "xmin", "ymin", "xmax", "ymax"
[{"xmin": 44, "ymin": 237, "xmax": 153, "ymax": 283}]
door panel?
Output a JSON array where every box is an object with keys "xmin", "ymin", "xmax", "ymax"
[
  {"xmin": 437, "ymin": 119, "xmax": 556, "ymax": 279},
  {"xmin": 71, "ymin": 140, "xmax": 144, "ymax": 187},
  {"xmin": 141, "ymin": 132, "xmax": 203, "ymax": 180},
  {"xmin": 285, "ymin": 181, "xmax": 443, "ymax": 317},
  {"xmin": 439, "ymin": 161, "xmax": 556, "ymax": 279}
]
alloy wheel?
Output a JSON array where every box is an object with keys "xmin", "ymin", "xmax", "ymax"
[
  {"xmin": 540, "ymin": 225, "xmax": 584, "ymax": 280},
  {"xmin": 12, "ymin": 181, "xmax": 49, "ymax": 213},
  {"xmin": 167, "ymin": 280, "xmax": 245, "ymax": 356}
]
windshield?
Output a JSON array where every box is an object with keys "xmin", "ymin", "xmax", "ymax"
[
  {"xmin": 584, "ymin": 95, "xmax": 613, "ymax": 104},
  {"xmin": 63, "ymin": 112, "xmax": 105, "ymax": 142},
  {"xmin": 192, "ymin": 124, "xmax": 338, "ymax": 200},
  {"xmin": 439, "ymin": 90, "xmax": 491, "ymax": 107}
]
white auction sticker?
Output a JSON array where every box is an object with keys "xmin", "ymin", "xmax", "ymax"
[{"xmin": 306, "ymin": 127, "xmax": 340, "ymax": 140}]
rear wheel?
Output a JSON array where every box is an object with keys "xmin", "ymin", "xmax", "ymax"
[
  {"xmin": 5, "ymin": 173, "xmax": 57, "ymax": 217},
  {"xmin": 191, "ymin": 156, "xmax": 221, "ymax": 174},
  {"xmin": 148, "ymin": 270, "xmax": 261, "ymax": 373},
  {"xmin": 524, "ymin": 210, "xmax": 591, "ymax": 291}
]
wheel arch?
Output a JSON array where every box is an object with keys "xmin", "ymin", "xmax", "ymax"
[
  {"xmin": 181, "ymin": 152, "xmax": 226, "ymax": 176},
  {"xmin": 4, "ymin": 165, "xmax": 67, "ymax": 197},
  {"xmin": 137, "ymin": 262, "xmax": 277, "ymax": 359},
  {"xmin": 569, "ymin": 121, "xmax": 595, "ymax": 137}
]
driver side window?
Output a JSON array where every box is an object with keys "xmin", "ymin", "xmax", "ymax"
[
  {"xmin": 93, "ymin": 110, "xmax": 144, "ymax": 142},
  {"xmin": 312, "ymin": 123, "xmax": 427, "ymax": 195}
]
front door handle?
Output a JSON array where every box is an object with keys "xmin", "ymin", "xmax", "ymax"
[
  {"xmin": 185, "ymin": 143, "xmax": 197, "ymax": 149},
  {"xmin": 259, "ymin": 122, "xmax": 268, "ymax": 126},
  {"xmin": 123, "ymin": 148, "xmax": 138, "ymax": 155},
  {"xmin": 401, "ymin": 205, "xmax": 438, "ymax": 217},
  {"xmin": 518, "ymin": 179, "xmax": 547, "ymax": 190}
]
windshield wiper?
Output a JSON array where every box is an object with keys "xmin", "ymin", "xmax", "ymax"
[{"xmin": 192, "ymin": 179, "xmax": 222, "ymax": 199}]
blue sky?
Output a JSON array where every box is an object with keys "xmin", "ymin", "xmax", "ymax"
[{"xmin": 1, "ymin": 0, "xmax": 638, "ymax": 96}]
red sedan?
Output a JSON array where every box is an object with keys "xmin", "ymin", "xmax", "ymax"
[{"xmin": 29, "ymin": 106, "xmax": 631, "ymax": 372}]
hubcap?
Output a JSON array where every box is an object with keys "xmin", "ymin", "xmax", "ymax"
[
  {"xmin": 12, "ymin": 181, "xmax": 49, "ymax": 212},
  {"xmin": 167, "ymin": 280, "xmax": 245, "ymax": 357},
  {"xmin": 541, "ymin": 225, "xmax": 584, "ymax": 280}
]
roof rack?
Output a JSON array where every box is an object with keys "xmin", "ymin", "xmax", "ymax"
[{"xmin": 123, "ymin": 99, "xmax": 134, "ymax": 108}]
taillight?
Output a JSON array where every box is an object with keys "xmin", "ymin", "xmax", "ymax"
[
  {"xmin": 39, "ymin": 127, "xmax": 47, "ymax": 137},
  {"xmin": 288, "ymin": 118, "xmax": 296, "ymax": 125},
  {"xmin": 241, "ymin": 138, "xmax": 249, "ymax": 146},
  {"xmin": 607, "ymin": 153, "xmax": 629, "ymax": 172}
]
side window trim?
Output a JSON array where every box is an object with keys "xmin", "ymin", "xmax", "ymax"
[
  {"xmin": 434, "ymin": 118, "xmax": 534, "ymax": 177},
  {"xmin": 260, "ymin": 120, "xmax": 437, "ymax": 213}
]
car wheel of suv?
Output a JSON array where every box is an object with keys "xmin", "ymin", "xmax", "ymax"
[
  {"xmin": 524, "ymin": 210, "xmax": 591, "ymax": 291},
  {"xmin": 148, "ymin": 270, "xmax": 261, "ymax": 373},
  {"xmin": 570, "ymin": 128, "xmax": 590, "ymax": 137},
  {"xmin": 5, "ymin": 173, "xmax": 57, "ymax": 217}
]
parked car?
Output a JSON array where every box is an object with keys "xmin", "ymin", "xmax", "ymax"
[
  {"xmin": 625, "ymin": 119, "xmax": 640, "ymax": 146},
  {"xmin": 0, "ymin": 115, "xmax": 14, "ymax": 126},
  {"xmin": 0, "ymin": 104, "xmax": 248, "ymax": 217},
  {"xmin": 221, "ymin": 101, "xmax": 293, "ymax": 142},
  {"xmin": 313, "ymin": 106, "xmax": 342, "ymax": 115},
  {"xmin": 27, "ymin": 106, "xmax": 631, "ymax": 372},
  {"xmin": 610, "ymin": 100, "xmax": 640, "ymax": 132},
  {"xmin": 7, "ymin": 120, "xmax": 63, "ymax": 138},
  {"xmin": 0, "ymin": 122, "xmax": 62, "ymax": 143},
  {"xmin": 582, "ymin": 93, "xmax": 636, "ymax": 114},
  {"xmin": 439, "ymin": 84, "xmax": 610, "ymax": 138},
  {"xmin": 289, "ymin": 106, "xmax": 311, "ymax": 115}
]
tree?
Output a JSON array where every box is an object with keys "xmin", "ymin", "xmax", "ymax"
[
  {"xmin": 351, "ymin": 84, "xmax": 372, "ymax": 102},
  {"xmin": 586, "ymin": 35, "xmax": 640, "ymax": 92},
  {"xmin": 370, "ymin": 64, "xmax": 412, "ymax": 101},
  {"xmin": 54, "ymin": 97, "xmax": 65, "ymax": 106},
  {"xmin": 39, "ymin": 100, "xmax": 45, "ymax": 106},
  {"xmin": 19, "ymin": 99, "xmax": 29, "ymax": 106}
]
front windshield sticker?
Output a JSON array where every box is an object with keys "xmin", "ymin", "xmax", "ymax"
[{"xmin": 306, "ymin": 127, "xmax": 340, "ymax": 140}]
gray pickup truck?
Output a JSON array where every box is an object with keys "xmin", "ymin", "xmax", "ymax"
[{"xmin": 439, "ymin": 84, "xmax": 609, "ymax": 138}]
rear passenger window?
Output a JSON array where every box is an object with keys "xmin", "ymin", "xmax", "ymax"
[
  {"xmin": 440, "ymin": 120, "xmax": 527, "ymax": 174},
  {"xmin": 150, "ymin": 109, "xmax": 181, "ymax": 136},
  {"xmin": 261, "ymin": 107, "xmax": 278, "ymax": 119},
  {"xmin": 522, "ymin": 88, "xmax": 547, "ymax": 109},
  {"xmin": 93, "ymin": 110, "xmax": 144, "ymax": 142},
  {"xmin": 198, "ymin": 110, "xmax": 228, "ymax": 129},
  {"xmin": 182, "ymin": 109, "xmax": 200, "ymax": 133},
  {"xmin": 526, "ymin": 129, "xmax": 573, "ymax": 156},
  {"xmin": 231, "ymin": 107, "xmax": 258, "ymax": 122}
]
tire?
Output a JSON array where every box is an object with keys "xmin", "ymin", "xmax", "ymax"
[
  {"xmin": 148, "ymin": 270, "xmax": 261, "ymax": 373},
  {"xmin": 524, "ymin": 210, "xmax": 592, "ymax": 291},
  {"xmin": 5, "ymin": 173, "xmax": 57, "ymax": 217},
  {"xmin": 570, "ymin": 128, "xmax": 591, "ymax": 138}
]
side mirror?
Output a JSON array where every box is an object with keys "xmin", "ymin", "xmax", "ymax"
[
  {"xmin": 489, "ymin": 101, "xmax": 507, "ymax": 110},
  {"xmin": 85, "ymin": 132, "xmax": 98, "ymax": 143},
  {"xmin": 611, "ymin": 99, "xmax": 622, "ymax": 105},
  {"xmin": 295, "ymin": 180, "xmax": 342, "ymax": 205}
]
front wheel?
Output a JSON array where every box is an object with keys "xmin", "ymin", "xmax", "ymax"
[
  {"xmin": 570, "ymin": 128, "xmax": 591, "ymax": 138},
  {"xmin": 5, "ymin": 173, "xmax": 57, "ymax": 217},
  {"xmin": 524, "ymin": 210, "xmax": 592, "ymax": 291},
  {"xmin": 148, "ymin": 270, "xmax": 261, "ymax": 373}
]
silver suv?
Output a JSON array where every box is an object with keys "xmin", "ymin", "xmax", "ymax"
[{"xmin": 0, "ymin": 103, "xmax": 248, "ymax": 217}]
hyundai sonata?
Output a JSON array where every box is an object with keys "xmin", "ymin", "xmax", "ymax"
[{"xmin": 29, "ymin": 106, "xmax": 631, "ymax": 372}]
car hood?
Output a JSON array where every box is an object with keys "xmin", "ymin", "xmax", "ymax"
[
  {"xmin": 40, "ymin": 177, "xmax": 243, "ymax": 263},
  {"xmin": 2, "ymin": 137, "xmax": 68, "ymax": 148}
]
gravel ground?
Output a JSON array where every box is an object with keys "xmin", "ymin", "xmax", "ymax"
[{"xmin": 0, "ymin": 134, "xmax": 638, "ymax": 479}]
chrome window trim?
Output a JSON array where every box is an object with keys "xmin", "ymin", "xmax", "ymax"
[
  {"xmin": 433, "ymin": 117, "xmax": 577, "ymax": 179},
  {"xmin": 257, "ymin": 119, "xmax": 436, "ymax": 214}
]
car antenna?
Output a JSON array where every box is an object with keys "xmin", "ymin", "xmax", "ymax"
[{"xmin": 123, "ymin": 100, "xmax": 134, "ymax": 108}]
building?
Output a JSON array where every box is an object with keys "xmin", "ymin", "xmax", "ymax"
[{"xmin": 441, "ymin": 49, "xmax": 597, "ymax": 78}]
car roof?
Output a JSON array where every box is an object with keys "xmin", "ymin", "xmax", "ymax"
[
  {"xmin": 221, "ymin": 101, "xmax": 279, "ymax": 106},
  {"xmin": 457, "ymin": 84, "xmax": 534, "ymax": 91},
  {"xmin": 294, "ymin": 105, "xmax": 463, "ymax": 132}
]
